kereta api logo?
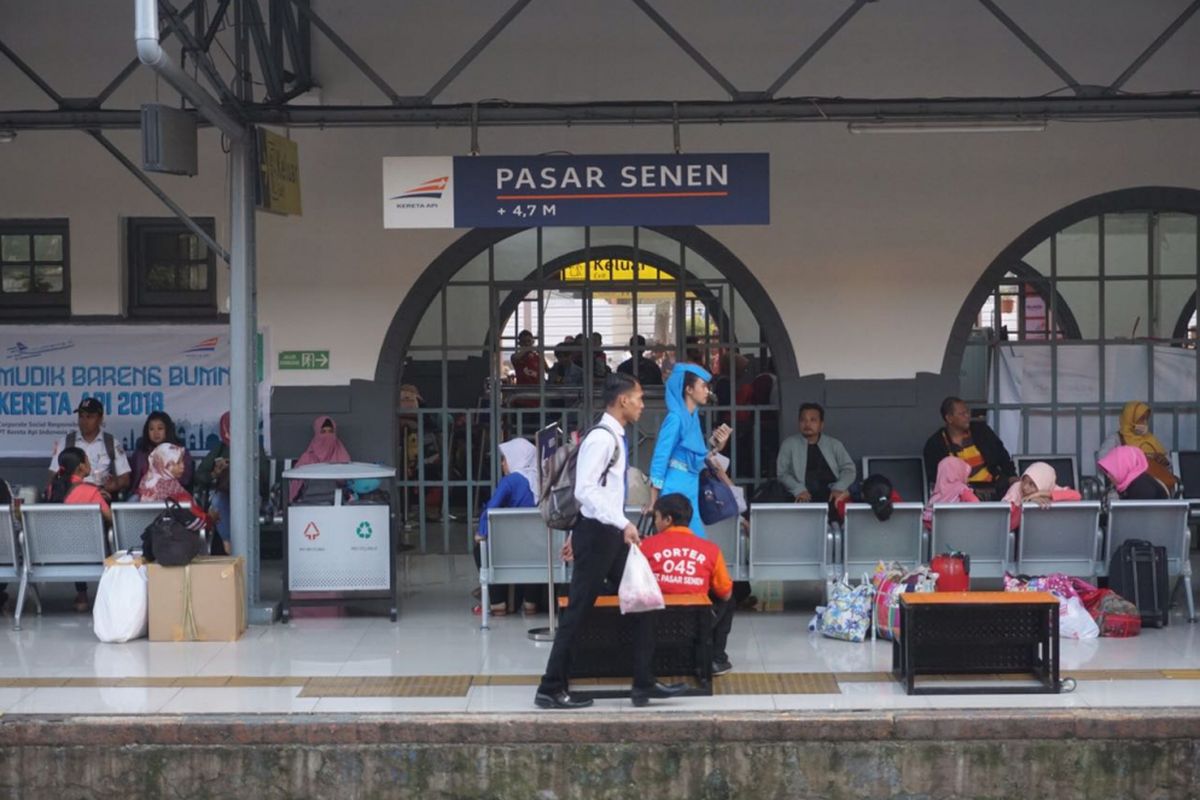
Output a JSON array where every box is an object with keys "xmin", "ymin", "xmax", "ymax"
[
  {"xmin": 383, "ymin": 156, "xmax": 455, "ymax": 228},
  {"xmin": 183, "ymin": 337, "xmax": 219, "ymax": 355},
  {"xmin": 391, "ymin": 176, "xmax": 448, "ymax": 201},
  {"xmin": 303, "ymin": 522, "xmax": 320, "ymax": 541}
]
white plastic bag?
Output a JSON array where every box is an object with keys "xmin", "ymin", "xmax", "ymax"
[
  {"xmin": 618, "ymin": 545, "xmax": 665, "ymax": 615},
  {"xmin": 93, "ymin": 553, "xmax": 149, "ymax": 643},
  {"xmin": 1058, "ymin": 595, "xmax": 1099, "ymax": 640}
]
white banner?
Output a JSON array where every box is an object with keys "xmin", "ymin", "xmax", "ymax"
[
  {"xmin": 0, "ymin": 325, "xmax": 232, "ymax": 458},
  {"xmin": 994, "ymin": 343, "xmax": 1197, "ymax": 472}
]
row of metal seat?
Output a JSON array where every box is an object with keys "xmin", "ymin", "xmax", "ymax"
[
  {"xmin": 0, "ymin": 502, "xmax": 176, "ymax": 631},
  {"xmin": 480, "ymin": 499, "xmax": 1195, "ymax": 623},
  {"xmin": 859, "ymin": 454, "xmax": 1083, "ymax": 503},
  {"xmin": 866, "ymin": 451, "xmax": 1200, "ymax": 512}
]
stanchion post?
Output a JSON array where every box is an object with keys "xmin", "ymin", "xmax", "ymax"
[{"xmin": 527, "ymin": 525, "xmax": 557, "ymax": 641}]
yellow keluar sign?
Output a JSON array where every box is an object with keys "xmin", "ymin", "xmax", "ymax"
[
  {"xmin": 559, "ymin": 258, "xmax": 670, "ymax": 282},
  {"xmin": 257, "ymin": 128, "xmax": 302, "ymax": 216}
]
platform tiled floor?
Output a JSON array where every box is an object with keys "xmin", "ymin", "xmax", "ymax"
[{"xmin": 1, "ymin": 553, "xmax": 1197, "ymax": 715}]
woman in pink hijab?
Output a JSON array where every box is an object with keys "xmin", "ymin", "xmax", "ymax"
[
  {"xmin": 1003, "ymin": 461, "xmax": 1081, "ymax": 530},
  {"xmin": 1097, "ymin": 445, "xmax": 1169, "ymax": 500},
  {"xmin": 289, "ymin": 416, "xmax": 352, "ymax": 502},
  {"xmin": 923, "ymin": 456, "xmax": 980, "ymax": 530}
]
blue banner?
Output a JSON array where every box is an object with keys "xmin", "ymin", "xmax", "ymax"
[{"xmin": 454, "ymin": 153, "xmax": 768, "ymax": 227}]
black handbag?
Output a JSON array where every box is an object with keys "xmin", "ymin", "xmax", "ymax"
[
  {"xmin": 141, "ymin": 499, "xmax": 203, "ymax": 566},
  {"xmin": 698, "ymin": 469, "xmax": 740, "ymax": 525}
]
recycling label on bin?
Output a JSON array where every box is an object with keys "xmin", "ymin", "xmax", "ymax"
[{"xmin": 287, "ymin": 505, "xmax": 389, "ymax": 591}]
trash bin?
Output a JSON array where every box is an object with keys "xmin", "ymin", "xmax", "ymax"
[{"xmin": 280, "ymin": 461, "xmax": 398, "ymax": 622}]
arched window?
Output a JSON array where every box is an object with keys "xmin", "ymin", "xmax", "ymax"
[
  {"xmin": 973, "ymin": 261, "xmax": 1080, "ymax": 341},
  {"xmin": 377, "ymin": 226, "xmax": 795, "ymax": 552},
  {"xmin": 948, "ymin": 189, "xmax": 1200, "ymax": 473}
]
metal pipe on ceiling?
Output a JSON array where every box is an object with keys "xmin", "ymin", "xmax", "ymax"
[
  {"xmin": 2, "ymin": 93, "xmax": 1198, "ymax": 131},
  {"xmin": 135, "ymin": 0, "xmax": 244, "ymax": 139}
]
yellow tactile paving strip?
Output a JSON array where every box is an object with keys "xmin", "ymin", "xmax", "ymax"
[
  {"xmin": 298, "ymin": 676, "xmax": 474, "ymax": 698},
  {"xmin": 0, "ymin": 668, "xmax": 1194, "ymax": 696},
  {"xmin": 714, "ymin": 672, "xmax": 841, "ymax": 695}
]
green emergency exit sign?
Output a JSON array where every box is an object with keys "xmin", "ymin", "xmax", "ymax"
[{"xmin": 278, "ymin": 350, "xmax": 330, "ymax": 370}]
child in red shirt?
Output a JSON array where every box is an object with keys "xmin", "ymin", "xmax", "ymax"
[
  {"xmin": 640, "ymin": 493, "xmax": 736, "ymax": 676},
  {"xmin": 49, "ymin": 447, "xmax": 112, "ymax": 611}
]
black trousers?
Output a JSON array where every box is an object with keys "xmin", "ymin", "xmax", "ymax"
[
  {"xmin": 711, "ymin": 595, "xmax": 735, "ymax": 662},
  {"xmin": 538, "ymin": 515, "xmax": 655, "ymax": 694}
]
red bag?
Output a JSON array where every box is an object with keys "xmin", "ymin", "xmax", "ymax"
[
  {"xmin": 930, "ymin": 552, "xmax": 969, "ymax": 592},
  {"xmin": 1079, "ymin": 587, "xmax": 1142, "ymax": 638}
]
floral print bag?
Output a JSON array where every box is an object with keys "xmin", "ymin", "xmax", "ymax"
[{"xmin": 812, "ymin": 576, "xmax": 875, "ymax": 643}]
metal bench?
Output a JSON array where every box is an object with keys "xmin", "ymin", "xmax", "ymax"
[
  {"xmin": 706, "ymin": 514, "xmax": 746, "ymax": 582},
  {"xmin": 929, "ymin": 502, "xmax": 1014, "ymax": 579},
  {"xmin": 1, "ymin": 504, "xmax": 40, "ymax": 631},
  {"xmin": 18, "ymin": 505, "xmax": 108, "ymax": 629},
  {"xmin": 1105, "ymin": 499, "xmax": 1194, "ymax": 622},
  {"xmin": 1016, "ymin": 501, "xmax": 1102, "ymax": 580},
  {"xmin": 841, "ymin": 502, "xmax": 925, "ymax": 580},
  {"xmin": 481, "ymin": 507, "xmax": 567, "ymax": 629},
  {"xmin": 747, "ymin": 503, "xmax": 832, "ymax": 599}
]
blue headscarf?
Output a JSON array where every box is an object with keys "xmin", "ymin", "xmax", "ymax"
[{"xmin": 665, "ymin": 362, "xmax": 712, "ymax": 458}]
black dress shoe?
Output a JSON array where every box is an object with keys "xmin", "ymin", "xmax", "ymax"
[
  {"xmin": 630, "ymin": 681, "xmax": 688, "ymax": 707},
  {"xmin": 534, "ymin": 690, "xmax": 594, "ymax": 710}
]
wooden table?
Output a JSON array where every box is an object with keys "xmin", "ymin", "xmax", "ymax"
[{"xmin": 893, "ymin": 591, "xmax": 1061, "ymax": 695}]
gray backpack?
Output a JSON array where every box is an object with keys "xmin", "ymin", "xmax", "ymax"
[{"xmin": 539, "ymin": 425, "xmax": 620, "ymax": 530}]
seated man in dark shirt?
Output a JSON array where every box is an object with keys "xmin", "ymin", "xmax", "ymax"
[
  {"xmin": 616, "ymin": 335, "xmax": 663, "ymax": 386},
  {"xmin": 922, "ymin": 396, "xmax": 1017, "ymax": 501},
  {"xmin": 776, "ymin": 403, "xmax": 857, "ymax": 506}
]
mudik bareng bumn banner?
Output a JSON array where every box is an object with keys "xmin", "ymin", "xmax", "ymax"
[{"xmin": 0, "ymin": 325, "xmax": 231, "ymax": 457}]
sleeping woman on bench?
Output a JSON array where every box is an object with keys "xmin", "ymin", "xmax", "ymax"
[{"xmin": 1003, "ymin": 461, "xmax": 1081, "ymax": 531}]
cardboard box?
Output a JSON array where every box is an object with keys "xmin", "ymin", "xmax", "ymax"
[{"xmin": 148, "ymin": 556, "xmax": 247, "ymax": 642}]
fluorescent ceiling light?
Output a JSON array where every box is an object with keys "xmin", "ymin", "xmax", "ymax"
[
  {"xmin": 0, "ymin": 130, "xmax": 16, "ymax": 143},
  {"xmin": 847, "ymin": 121, "xmax": 1047, "ymax": 134}
]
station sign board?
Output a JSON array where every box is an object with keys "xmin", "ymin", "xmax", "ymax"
[{"xmin": 383, "ymin": 152, "xmax": 769, "ymax": 229}]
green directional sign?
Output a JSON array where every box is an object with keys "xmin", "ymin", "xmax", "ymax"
[{"xmin": 278, "ymin": 350, "xmax": 330, "ymax": 370}]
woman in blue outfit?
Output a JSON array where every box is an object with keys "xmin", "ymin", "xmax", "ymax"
[
  {"xmin": 473, "ymin": 437, "xmax": 541, "ymax": 615},
  {"xmin": 646, "ymin": 362, "xmax": 730, "ymax": 539}
]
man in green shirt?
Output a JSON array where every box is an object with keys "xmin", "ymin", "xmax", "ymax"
[{"xmin": 775, "ymin": 403, "xmax": 857, "ymax": 505}]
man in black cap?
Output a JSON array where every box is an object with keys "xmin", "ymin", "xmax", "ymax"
[{"xmin": 46, "ymin": 398, "xmax": 131, "ymax": 501}]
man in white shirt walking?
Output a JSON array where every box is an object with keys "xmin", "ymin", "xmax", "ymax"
[{"xmin": 535, "ymin": 373, "xmax": 686, "ymax": 709}]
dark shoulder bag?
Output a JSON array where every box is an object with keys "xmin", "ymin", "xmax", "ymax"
[
  {"xmin": 141, "ymin": 499, "xmax": 203, "ymax": 566},
  {"xmin": 698, "ymin": 469, "xmax": 739, "ymax": 525}
]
